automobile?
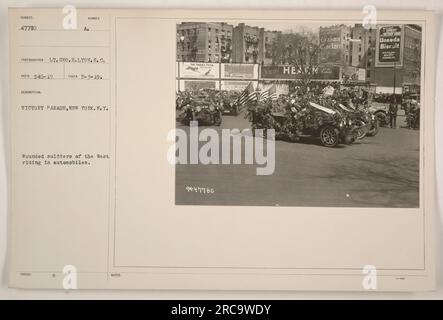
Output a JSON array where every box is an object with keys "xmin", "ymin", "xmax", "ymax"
[
  {"xmin": 179, "ymin": 100, "xmax": 222, "ymax": 126},
  {"xmin": 302, "ymin": 102, "xmax": 357, "ymax": 147},
  {"xmin": 247, "ymin": 101, "xmax": 356, "ymax": 147},
  {"xmin": 337, "ymin": 103, "xmax": 379, "ymax": 138},
  {"xmin": 221, "ymin": 100, "xmax": 240, "ymax": 115},
  {"xmin": 368, "ymin": 103, "xmax": 389, "ymax": 127},
  {"xmin": 221, "ymin": 92, "xmax": 241, "ymax": 115},
  {"xmin": 404, "ymin": 93, "xmax": 420, "ymax": 106}
]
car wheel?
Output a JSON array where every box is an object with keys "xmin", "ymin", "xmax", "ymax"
[
  {"xmin": 355, "ymin": 120, "xmax": 368, "ymax": 140},
  {"xmin": 343, "ymin": 135, "xmax": 354, "ymax": 145},
  {"xmin": 366, "ymin": 119, "xmax": 379, "ymax": 137},
  {"xmin": 320, "ymin": 126, "xmax": 340, "ymax": 147},
  {"xmin": 374, "ymin": 112, "xmax": 388, "ymax": 127}
]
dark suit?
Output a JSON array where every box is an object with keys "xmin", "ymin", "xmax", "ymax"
[{"xmin": 389, "ymin": 103, "xmax": 398, "ymax": 128}]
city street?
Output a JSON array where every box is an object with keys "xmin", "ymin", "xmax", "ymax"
[{"xmin": 175, "ymin": 112, "xmax": 420, "ymax": 208}]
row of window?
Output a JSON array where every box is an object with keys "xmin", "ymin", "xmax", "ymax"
[
  {"xmin": 177, "ymin": 27, "xmax": 232, "ymax": 37},
  {"xmin": 178, "ymin": 28, "xmax": 197, "ymax": 36},
  {"xmin": 207, "ymin": 27, "xmax": 232, "ymax": 35},
  {"xmin": 343, "ymin": 53, "xmax": 372, "ymax": 66},
  {"xmin": 404, "ymin": 38, "xmax": 421, "ymax": 50},
  {"xmin": 177, "ymin": 55, "xmax": 196, "ymax": 61}
]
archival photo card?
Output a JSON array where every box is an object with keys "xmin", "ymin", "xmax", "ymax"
[{"xmin": 8, "ymin": 8, "xmax": 435, "ymax": 291}]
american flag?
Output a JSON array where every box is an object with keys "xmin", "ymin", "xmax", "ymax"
[
  {"xmin": 238, "ymin": 82, "xmax": 257, "ymax": 105},
  {"xmin": 258, "ymin": 84, "xmax": 278, "ymax": 102}
]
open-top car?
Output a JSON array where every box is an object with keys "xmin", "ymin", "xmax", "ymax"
[
  {"xmin": 221, "ymin": 92, "xmax": 241, "ymax": 115},
  {"xmin": 221, "ymin": 100, "xmax": 240, "ymax": 115},
  {"xmin": 337, "ymin": 103, "xmax": 379, "ymax": 138},
  {"xmin": 247, "ymin": 101, "xmax": 357, "ymax": 147},
  {"xmin": 368, "ymin": 103, "xmax": 389, "ymax": 127},
  {"xmin": 302, "ymin": 102, "xmax": 357, "ymax": 147},
  {"xmin": 179, "ymin": 100, "xmax": 222, "ymax": 126}
]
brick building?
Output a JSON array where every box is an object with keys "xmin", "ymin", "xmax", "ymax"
[
  {"xmin": 231, "ymin": 23, "xmax": 265, "ymax": 64},
  {"xmin": 371, "ymin": 24, "xmax": 422, "ymax": 94},
  {"xmin": 319, "ymin": 25, "xmax": 352, "ymax": 66},
  {"xmin": 176, "ymin": 22, "xmax": 233, "ymax": 63},
  {"xmin": 349, "ymin": 24, "xmax": 376, "ymax": 82},
  {"xmin": 176, "ymin": 22, "xmax": 422, "ymax": 94}
]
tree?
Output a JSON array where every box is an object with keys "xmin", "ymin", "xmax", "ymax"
[
  {"xmin": 289, "ymin": 35, "xmax": 321, "ymax": 92},
  {"xmin": 267, "ymin": 32, "xmax": 321, "ymax": 91},
  {"xmin": 269, "ymin": 33, "xmax": 304, "ymax": 65}
]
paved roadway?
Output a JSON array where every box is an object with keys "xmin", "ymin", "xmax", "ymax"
[{"xmin": 175, "ymin": 111, "xmax": 419, "ymax": 208}]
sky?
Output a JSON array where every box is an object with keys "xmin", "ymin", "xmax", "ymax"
[
  {"xmin": 241, "ymin": 22, "xmax": 339, "ymax": 34},
  {"xmin": 208, "ymin": 21, "xmax": 354, "ymax": 34}
]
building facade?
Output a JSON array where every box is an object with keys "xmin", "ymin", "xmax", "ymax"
[
  {"xmin": 176, "ymin": 22, "xmax": 422, "ymax": 93},
  {"xmin": 371, "ymin": 24, "xmax": 422, "ymax": 93},
  {"xmin": 176, "ymin": 22, "xmax": 233, "ymax": 63},
  {"xmin": 318, "ymin": 23, "xmax": 421, "ymax": 93},
  {"xmin": 349, "ymin": 24, "xmax": 376, "ymax": 82},
  {"xmin": 319, "ymin": 25, "xmax": 352, "ymax": 66},
  {"xmin": 401, "ymin": 24, "xmax": 422, "ymax": 93},
  {"xmin": 232, "ymin": 23, "xmax": 265, "ymax": 64}
]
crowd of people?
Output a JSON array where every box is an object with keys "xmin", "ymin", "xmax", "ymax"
[
  {"xmin": 176, "ymin": 89, "xmax": 240, "ymax": 111},
  {"xmin": 401, "ymin": 95, "xmax": 421, "ymax": 130},
  {"xmin": 380, "ymin": 93, "xmax": 420, "ymax": 130},
  {"xmin": 176, "ymin": 85, "xmax": 420, "ymax": 130}
]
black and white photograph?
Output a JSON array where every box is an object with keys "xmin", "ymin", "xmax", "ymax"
[{"xmin": 175, "ymin": 21, "xmax": 423, "ymax": 208}]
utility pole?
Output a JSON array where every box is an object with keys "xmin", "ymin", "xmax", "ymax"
[{"xmin": 393, "ymin": 61, "xmax": 397, "ymax": 103}]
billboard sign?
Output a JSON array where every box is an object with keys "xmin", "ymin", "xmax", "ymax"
[
  {"xmin": 222, "ymin": 64, "xmax": 258, "ymax": 79},
  {"xmin": 358, "ymin": 68, "xmax": 366, "ymax": 82},
  {"xmin": 319, "ymin": 27, "xmax": 343, "ymax": 64},
  {"xmin": 179, "ymin": 80, "xmax": 219, "ymax": 91},
  {"xmin": 221, "ymin": 81, "xmax": 258, "ymax": 91},
  {"xmin": 261, "ymin": 65, "xmax": 341, "ymax": 81},
  {"xmin": 375, "ymin": 25, "xmax": 404, "ymax": 67},
  {"xmin": 316, "ymin": 65, "xmax": 341, "ymax": 80},
  {"xmin": 179, "ymin": 62, "xmax": 219, "ymax": 78},
  {"xmin": 341, "ymin": 66, "xmax": 366, "ymax": 82}
]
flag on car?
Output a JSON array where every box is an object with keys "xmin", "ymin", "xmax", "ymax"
[
  {"xmin": 258, "ymin": 84, "xmax": 278, "ymax": 102},
  {"xmin": 238, "ymin": 82, "xmax": 257, "ymax": 105}
]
